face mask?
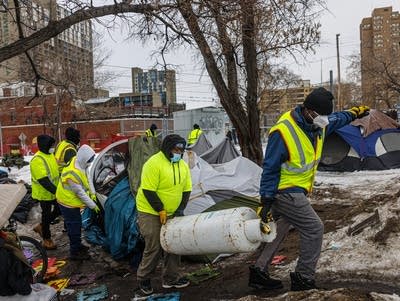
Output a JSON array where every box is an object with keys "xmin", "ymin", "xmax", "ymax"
[
  {"xmin": 49, "ymin": 147, "xmax": 55, "ymax": 154},
  {"xmin": 313, "ymin": 115, "xmax": 329, "ymax": 128},
  {"xmin": 171, "ymin": 153, "xmax": 182, "ymax": 163}
]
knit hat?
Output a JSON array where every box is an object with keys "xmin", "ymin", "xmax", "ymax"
[
  {"xmin": 303, "ymin": 87, "xmax": 333, "ymax": 115},
  {"xmin": 37, "ymin": 134, "xmax": 55, "ymax": 154},
  {"xmin": 65, "ymin": 127, "xmax": 80, "ymax": 145},
  {"xmin": 193, "ymin": 124, "xmax": 200, "ymax": 129},
  {"xmin": 161, "ymin": 134, "xmax": 186, "ymax": 159},
  {"xmin": 150, "ymin": 124, "xmax": 157, "ymax": 131}
]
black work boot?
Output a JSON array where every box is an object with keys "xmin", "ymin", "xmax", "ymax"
[
  {"xmin": 248, "ymin": 265, "xmax": 283, "ymax": 290},
  {"xmin": 290, "ymin": 272, "xmax": 317, "ymax": 291}
]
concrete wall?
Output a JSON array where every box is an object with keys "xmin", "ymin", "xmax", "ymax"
[{"xmin": 173, "ymin": 106, "xmax": 228, "ymax": 146}]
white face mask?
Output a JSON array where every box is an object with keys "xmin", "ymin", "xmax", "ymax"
[
  {"xmin": 49, "ymin": 147, "xmax": 55, "ymax": 154},
  {"xmin": 313, "ymin": 115, "xmax": 329, "ymax": 128}
]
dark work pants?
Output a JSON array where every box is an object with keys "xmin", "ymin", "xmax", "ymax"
[
  {"xmin": 136, "ymin": 212, "xmax": 180, "ymax": 282},
  {"xmin": 39, "ymin": 200, "xmax": 60, "ymax": 240},
  {"xmin": 255, "ymin": 193, "xmax": 324, "ymax": 280},
  {"xmin": 58, "ymin": 204, "xmax": 83, "ymax": 255}
]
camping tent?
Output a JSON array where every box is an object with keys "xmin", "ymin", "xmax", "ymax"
[
  {"xmin": 200, "ymin": 137, "xmax": 240, "ymax": 164},
  {"xmin": 186, "ymin": 134, "xmax": 212, "ymax": 156},
  {"xmin": 319, "ymin": 109, "xmax": 400, "ymax": 171}
]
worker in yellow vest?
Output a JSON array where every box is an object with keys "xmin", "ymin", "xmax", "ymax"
[
  {"xmin": 250, "ymin": 87, "xmax": 370, "ymax": 292},
  {"xmin": 56, "ymin": 144, "xmax": 100, "ymax": 261},
  {"xmin": 30, "ymin": 134, "xmax": 60, "ymax": 250},
  {"xmin": 134, "ymin": 134, "xmax": 191, "ymax": 298},
  {"xmin": 187, "ymin": 124, "xmax": 203, "ymax": 146},
  {"xmin": 145, "ymin": 124, "xmax": 158, "ymax": 137},
  {"xmin": 54, "ymin": 127, "xmax": 80, "ymax": 174}
]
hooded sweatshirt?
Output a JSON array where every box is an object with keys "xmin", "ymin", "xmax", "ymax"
[
  {"xmin": 136, "ymin": 134, "xmax": 192, "ymax": 216},
  {"xmin": 56, "ymin": 145, "xmax": 97, "ymax": 209}
]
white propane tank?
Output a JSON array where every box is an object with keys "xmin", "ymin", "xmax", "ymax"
[{"xmin": 160, "ymin": 207, "xmax": 276, "ymax": 255}]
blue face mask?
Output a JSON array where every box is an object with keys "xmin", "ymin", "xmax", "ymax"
[{"xmin": 171, "ymin": 153, "xmax": 182, "ymax": 163}]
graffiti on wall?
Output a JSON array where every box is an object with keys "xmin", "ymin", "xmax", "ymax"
[{"xmin": 199, "ymin": 115, "xmax": 224, "ymax": 135}]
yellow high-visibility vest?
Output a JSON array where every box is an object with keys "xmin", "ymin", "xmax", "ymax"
[
  {"xmin": 30, "ymin": 152, "xmax": 59, "ymax": 201},
  {"xmin": 187, "ymin": 129, "xmax": 203, "ymax": 145},
  {"xmin": 145, "ymin": 129, "xmax": 155, "ymax": 137},
  {"xmin": 270, "ymin": 111, "xmax": 325, "ymax": 193},
  {"xmin": 56, "ymin": 157, "xmax": 90, "ymax": 208},
  {"xmin": 54, "ymin": 140, "xmax": 76, "ymax": 173}
]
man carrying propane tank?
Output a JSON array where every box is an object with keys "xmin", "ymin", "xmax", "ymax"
[
  {"xmin": 134, "ymin": 134, "xmax": 192, "ymax": 298},
  {"xmin": 252, "ymin": 87, "xmax": 370, "ymax": 291}
]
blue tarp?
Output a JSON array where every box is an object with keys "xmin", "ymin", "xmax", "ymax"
[
  {"xmin": 335, "ymin": 126, "xmax": 400, "ymax": 157},
  {"xmin": 83, "ymin": 177, "xmax": 140, "ymax": 260}
]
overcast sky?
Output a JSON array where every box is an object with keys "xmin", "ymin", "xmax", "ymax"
[{"xmin": 99, "ymin": 0, "xmax": 400, "ymax": 109}]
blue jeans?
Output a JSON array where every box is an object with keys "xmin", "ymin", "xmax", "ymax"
[{"xmin": 58, "ymin": 204, "xmax": 83, "ymax": 255}]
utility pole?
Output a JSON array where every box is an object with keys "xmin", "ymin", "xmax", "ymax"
[
  {"xmin": 320, "ymin": 59, "xmax": 323, "ymax": 85},
  {"xmin": 329, "ymin": 70, "xmax": 334, "ymax": 112},
  {"xmin": 0, "ymin": 121, "xmax": 3, "ymax": 157},
  {"xmin": 336, "ymin": 34, "xmax": 341, "ymax": 110}
]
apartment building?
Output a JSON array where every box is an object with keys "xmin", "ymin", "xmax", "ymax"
[
  {"xmin": 259, "ymin": 80, "xmax": 312, "ymax": 127},
  {"xmin": 0, "ymin": 0, "xmax": 94, "ymax": 99},
  {"xmin": 360, "ymin": 7, "xmax": 400, "ymax": 109},
  {"xmin": 124, "ymin": 67, "xmax": 177, "ymax": 107}
]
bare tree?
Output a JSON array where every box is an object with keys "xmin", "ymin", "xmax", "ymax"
[
  {"xmin": 360, "ymin": 50, "xmax": 400, "ymax": 109},
  {"xmin": 0, "ymin": 0, "xmax": 324, "ymax": 164}
]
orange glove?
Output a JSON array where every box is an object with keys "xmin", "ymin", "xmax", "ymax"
[{"xmin": 159, "ymin": 210, "xmax": 167, "ymax": 225}]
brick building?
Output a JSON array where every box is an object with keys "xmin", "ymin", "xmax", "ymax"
[{"xmin": 0, "ymin": 92, "xmax": 175, "ymax": 155}]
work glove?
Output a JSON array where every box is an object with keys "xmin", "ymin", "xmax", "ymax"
[
  {"xmin": 348, "ymin": 105, "xmax": 370, "ymax": 119},
  {"xmin": 159, "ymin": 210, "xmax": 167, "ymax": 225},
  {"xmin": 92, "ymin": 206, "xmax": 100, "ymax": 214},
  {"xmin": 257, "ymin": 196, "xmax": 275, "ymax": 234}
]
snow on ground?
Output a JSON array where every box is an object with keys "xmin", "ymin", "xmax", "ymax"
[
  {"xmin": 5, "ymin": 157, "xmax": 400, "ymax": 299},
  {"xmin": 272, "ymin": 168, "xmax": 400, "ymax": 290}
]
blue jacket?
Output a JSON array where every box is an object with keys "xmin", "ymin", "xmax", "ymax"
[{"xmin": 260, "ymin": 105, "xmax": 354, "ymax": 197}]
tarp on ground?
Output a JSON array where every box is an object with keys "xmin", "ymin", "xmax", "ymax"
[
  {"xmin": 319, "ymin": 109, "xmax": 400, "ymax": 171},
  {"xmin": 83, "ymin": 177, "xmax": 140, "ymax": 260},
  {"xmin": 200, "ymin": 137, "xmax": 240, "ymax": 164}
]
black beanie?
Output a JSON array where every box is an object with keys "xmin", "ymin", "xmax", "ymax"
[
  {"xmin": 161, "ymin": 134, "xmax": 186, "ymax": 159},
  {"xmin": 37, "ymin": 134, "xmax": 55, "ymax": 154},
  {"xmin": 65, "ymin": 127, "xmax": 80, "ymax": 145},
  {"xmin": 303, "ymin": 87, "xmax": 333, "ymax": 115}
]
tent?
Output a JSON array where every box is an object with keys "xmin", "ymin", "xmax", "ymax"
[
  {"xmin": 319, "ymin": 110, "xmax": 400, "ymax": 171},
  {"xmin": 186, "ymin": 134, "xmax": 212, "ymax": 156},
  {"xmin": 88, "ymin": 136, "xmax": 261, "ymax": 262},
  {"xmin": 200, "ymin": 137, "xmax": 240, "ymax": 164}
]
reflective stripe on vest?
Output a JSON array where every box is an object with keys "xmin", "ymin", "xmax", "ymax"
[
  {"xmin": 188, "ymin": 129, "xmax": 202, "ymax": 145},
  {"xmin": 30, "ymin": 153, "xmax": 59, "ymax": 201},
  {"xmin": 56, "ymin": 157, "xmax": 89, "ymax": 208},
  {"xmin": 145, "ymin": 129, "xmax": 155, "ymax": 137},
  {"xmin": 270, "ymin": 111, "xmax": 325, "ymax": 193},
  {"xmin": 54, "ymin": 140, "xmax": 75, "ymax": 173}
]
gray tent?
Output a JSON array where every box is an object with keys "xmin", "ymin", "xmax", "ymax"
[{"xmin": 200, "ymin": 138, "xmax": 240, "ymax": 164}]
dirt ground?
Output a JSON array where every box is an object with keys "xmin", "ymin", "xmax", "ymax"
[{"xmin": 39, "ymin": 185, "xmax": 400, "ymax": 301}]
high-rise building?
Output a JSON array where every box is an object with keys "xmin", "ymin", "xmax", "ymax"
[
  {"xmin": 129, "ymin": 67, "xmax": 177, "ymax": 106},
  {"xmin": 360, "ymin": 7, "xmax": 400, "ymax": 109},
  {"xmin": 0, "ymin": 1, "xmax": 94, "ymax": 99}
]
